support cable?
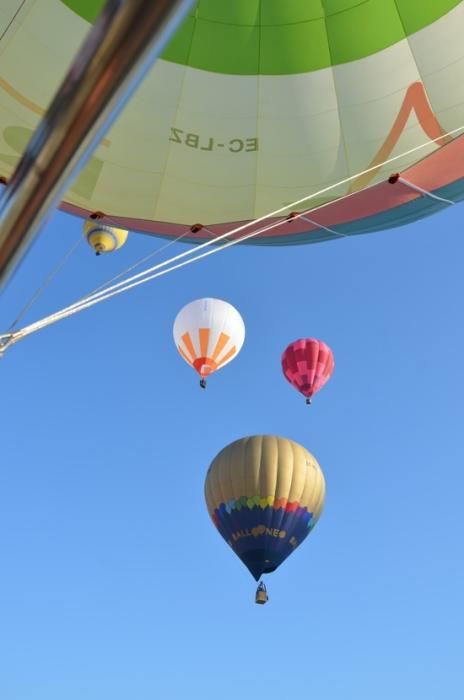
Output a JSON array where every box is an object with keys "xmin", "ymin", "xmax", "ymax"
[{"xmin": 2, "ymin": 124, "xmax": 463, "ymax": 352}]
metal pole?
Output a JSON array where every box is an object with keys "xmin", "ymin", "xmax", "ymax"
[{"xmin": 0, "ymin": 0, "xmax": 195, "ymax": 288}]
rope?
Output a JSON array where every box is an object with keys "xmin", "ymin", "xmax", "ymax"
[
  {"xmin": 4, "ymin": 124, "xmax": 464, "ymax": 349},
  {"xmin": 397, "ymin": 176, "xmax": 455, "ymax": 204},
  {"xmin": 7, "ymin": 236, "xmax": 82, "ymax": 330},
  {"xmin": 297, "ymin": 214, "xmax": 345, "ymax": 238},
  {"xmin": 12, "ymin": 217, "xmax": 287, "ymax": 341},
  {"xmin": 82, "ymin": 222, "xmax": 193, "ymax": 299},
  {"xmin": 50, "ymin": 220, "xmax": 228, "ymax": 322},
  {"xmin": 36, "ymin": 124, "xmax": 464, "ymax": 327},
  {"xmin": 10, "ymin": 175, "xmax": 373, "ymax": 341},
  {"xmin": 71, "ymin": 121, "xmax": 464, "ymax": 322}
]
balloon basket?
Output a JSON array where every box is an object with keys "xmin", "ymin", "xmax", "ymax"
[{"xmin": 255, "ymin": 582, "xmax": 269, "ymax": 605}]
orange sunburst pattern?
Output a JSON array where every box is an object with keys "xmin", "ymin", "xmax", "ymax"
[{"xmin": 177, "ymin": 329, "xmax": 236, "ymax": 376}]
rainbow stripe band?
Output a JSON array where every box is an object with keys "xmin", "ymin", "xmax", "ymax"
[{"xmin": 211, "ymin": 495, "xmax": 316, "ymax": 520}]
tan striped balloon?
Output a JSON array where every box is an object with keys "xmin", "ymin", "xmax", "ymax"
[
  {"xmin": 205, "ymin": 435, "xmax": 325, "ymax": 515},
  {"xmin": 204, "ymin": 435, "xmax": 326, "ymax": 580}
]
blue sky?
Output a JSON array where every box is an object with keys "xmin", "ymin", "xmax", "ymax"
[{"xmin": 0, "ymin": 201, "xmax": 463, "ymax": 700}]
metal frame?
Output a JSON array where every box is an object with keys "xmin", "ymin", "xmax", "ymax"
[{"xmin": 0, "ymin": 0, "xmax": 195, "ymax": 288}]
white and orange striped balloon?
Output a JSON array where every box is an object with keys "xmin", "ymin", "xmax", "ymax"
[{"xmin": 173, "ymin": 298, "xmax": 245, "ymax": 379}]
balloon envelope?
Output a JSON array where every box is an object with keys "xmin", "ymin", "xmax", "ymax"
[
  {"xmin": 1, "ymin": 2, "xmax": 464, "ymax": 244},
  {"xmin": 83, "ymin": 220, "xmax": 128, "ymax": 254},
  {"xmin": 204, "ymin": 435, "xmax": 325, "ymax": 581},
  {"xmin": 282, "ymin": 338, "xmax": 335, "ymax": 400},
  {"xmin": 173, "ymin": 298, "xmax": 245, "ymax": 377}
]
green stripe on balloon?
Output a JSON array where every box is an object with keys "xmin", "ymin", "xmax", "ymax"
[
  {"xmin": 61, "ymin": 0, "xmax": 461, "ymax": 74},
  {"xmin": 61, "ymin": 0, "xmax": 105, "ymax": 22}
]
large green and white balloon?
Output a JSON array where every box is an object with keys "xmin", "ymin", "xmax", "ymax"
[{"xmin": 1, "ymin": 1, "xmax": 463, "ymax": 244}]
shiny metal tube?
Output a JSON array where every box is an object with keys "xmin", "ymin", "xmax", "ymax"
[{"xmin": 0, "ymin": 0, "xmax": 195, "ymax": 288}]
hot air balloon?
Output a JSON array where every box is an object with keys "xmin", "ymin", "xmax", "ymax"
[
  {"xmin": 1, "ymin": 2, "xmax": 463, "ymax": 245},
  {"xmin": 204, "ymin": 435, "xmax": 325, "ymax": 601},
  {"xmin": 83, "ymin": 219, "xmax": 128, "ymax": 255},
  {"xmin": 281, "ymin": 339, "xmax": 335, "ymax": 404},
  {"xmin": 173, "ymin": 298, "xmax": 245, "ymax": 388}
]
